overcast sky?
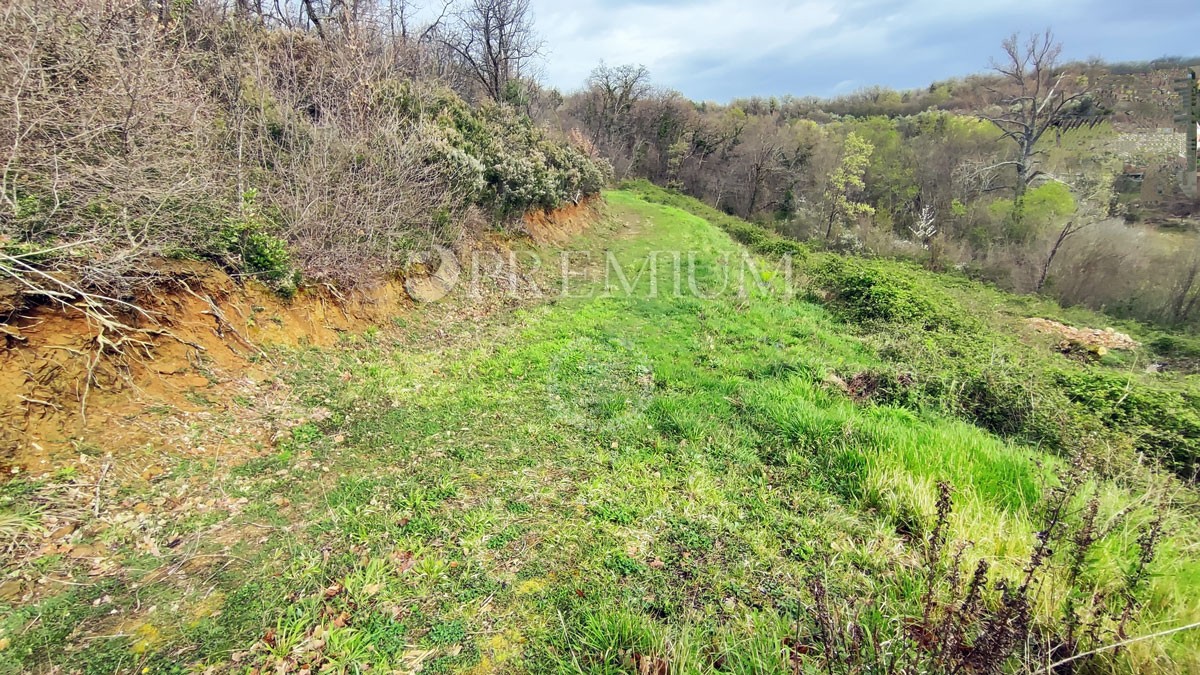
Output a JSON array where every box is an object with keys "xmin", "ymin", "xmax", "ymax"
[{"xmin": 528, "ymin": 0, "xmax": 1200, "ymax": 101}]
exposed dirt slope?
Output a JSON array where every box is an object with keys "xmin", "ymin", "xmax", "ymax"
[
  {"xmin": 0, "ymin": 261, "xmax": 406, "ymax": 474},
  {"xmin": 0, "ymin": 201, "xmax": 599, "ymax": 475}
]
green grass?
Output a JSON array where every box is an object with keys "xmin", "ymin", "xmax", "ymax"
[{"xmin": 2, "ymin": 190, "xmax": 1199, "ymax": 673}]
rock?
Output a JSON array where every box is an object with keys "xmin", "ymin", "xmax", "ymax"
[{"xmin": 1026, "ymin": 318, "xmax": 1139, "ymax": 351}]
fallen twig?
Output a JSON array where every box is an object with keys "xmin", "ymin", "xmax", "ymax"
[
  {"xmin": 18, "ymin": 395, "xmax": 61, "ymax": 410},
  {"xmin": 92, "ymin": 458, "xmax": 111, "ymax": 518}
]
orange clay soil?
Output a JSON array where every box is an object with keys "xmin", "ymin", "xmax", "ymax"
[
  {"xmin": 0, "ymin": 260, "xmax": 413, "ymax": 475},
  {"xmin": 0, "ymin": 199, "xmax": 600, "ymax": 475},
  {"xmin": 519, "ymin": 198, "xmax": 599, "ymax": 244}
]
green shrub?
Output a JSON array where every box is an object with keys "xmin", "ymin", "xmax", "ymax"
[
  {"xmin": 1147, "ymin": 333, "xmax": 1200, "ymax": 360},
  {"xmin": 219, "ymin": 191, "xmax": 299, "ymax": 297},
  {"xmin": 811, "ymin": 257, "xmax": 951, "ymax": 327},
  {"xmin": 475, "ymin": 110, "xmax": 611, "ymax": 214}
]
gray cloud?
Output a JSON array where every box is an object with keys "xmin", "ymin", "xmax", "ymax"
[{"xmin": 529, "ymin": 0, "xmax": 1200, "ymax": 101}]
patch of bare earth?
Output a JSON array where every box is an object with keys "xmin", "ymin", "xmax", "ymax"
[{"xmin": 1024, "ymin": 317, "xmax": 1140, "ymax": 358}]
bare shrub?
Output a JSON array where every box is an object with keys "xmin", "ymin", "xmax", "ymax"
[
  {"xmin": 270, "ymin": 121, "xmax": 481, "ymax": 285},
  {"xmin": 1, "ymin": 0, "xmax": 609, "ymax": 300},
  {"xmin": 1, "ymin": 0, "xmax": 224, "ymax": 299},
  {"xmin": 203, "ymin": 26, "xmax": 485, "ymax": 285}
]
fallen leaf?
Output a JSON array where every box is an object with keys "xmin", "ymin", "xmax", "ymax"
[
  {"xmin": 323, "ymin": 583, "xmax": 343, "ymax": 599},
  {"xmin": 48, "ymin": 523, "xmax": 77, "ymax": 540},
  {"xmin": 390, "ymin": 550, "xmax": 415, "ymax": 573},
  {"xmin": 634, "ymin": 652, "xmax": 669, "ymax": 675}
]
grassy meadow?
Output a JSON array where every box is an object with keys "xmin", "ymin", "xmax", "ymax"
[{"xmin": 2, "ymin": 190, "xmax": 1199, "ymax": 673}]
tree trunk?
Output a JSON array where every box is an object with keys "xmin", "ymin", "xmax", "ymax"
[
  {"xmin": 746, "ymin": 166, "xmax": 761, "ymax": 217},
  {"xmin": 1035, "ymin": 222, "xmax": 1074, "ymax": 293},
  {"xmin": 1015, "ymin": 139, "xmax": 1033, "ymax": 200},
  {"xmin": 301, "ymin": 0, "xmax": 327, "ymax": 40}
]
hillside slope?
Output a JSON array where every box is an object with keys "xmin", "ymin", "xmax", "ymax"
[{"xmin": 1, "ymin": 192, "xmax": 1199, "ymax": 673}]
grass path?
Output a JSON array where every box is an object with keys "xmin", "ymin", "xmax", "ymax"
[{"xmin": 2, "ymin": 191, "xmax": 1197, "ymax": 673}]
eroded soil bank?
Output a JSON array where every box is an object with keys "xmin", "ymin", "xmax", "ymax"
[{"xmin": 0, "ymin": 200, "xmax": 600, "ymax": 475}]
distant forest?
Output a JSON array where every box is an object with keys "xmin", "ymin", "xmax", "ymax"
[{"xmin": 541, "ymin": 44, "xmax": 1200, "ymax": 329}]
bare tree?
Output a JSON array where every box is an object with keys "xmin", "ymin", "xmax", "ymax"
[
  {"xmin": 1034, "ymin": 218, "xmax": 1088, "ymax": 293},
  {"xmin": 441, "ymin": 0, "xmax": 542, "ymax": 103},
  {"xmin": 981, "ymin": 30, "xmax": 1091, "ymax": 199},
  {"xmin": 1033, "ymin": 174, "xmax": 1113, "ymax": 292},
  {"xmin": 728, "ymin": 116, "xmax": 791, "ymax": 217},
  {"xmin": 580, "ymin": 62, "xmax": 651, "ymax": 148}
]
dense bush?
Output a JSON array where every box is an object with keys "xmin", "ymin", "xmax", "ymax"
[
  {"xmin": 478, "ymin": 111, "xmax": 612, "ymax": 215},
  {"xmin": 0, "ymin": 0, "xmax": 610, "ymax": 303},
  {"xmin": 809, "ymin": 256, "xmax": 971, "ymax": 330},
  {"xmin": 875, "ymin": 309, "xmax": 1200, "ymax": 480}
]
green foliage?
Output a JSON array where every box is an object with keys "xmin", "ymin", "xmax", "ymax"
[
  {"xmin": 5, "ymin": 189, "xmax": 59, "ymax": 243},
  {"xmin": 811, "ymin": 256, "xmax": 959, "ymax": 328},
  {"xmin": 821, "ymin": 131, "xmax": 876, "ymax": 237},
  {"xmin": 988, "ymin": 181, "xmax": 1077, "ymax": 242},
  {"xmin": 219, "ymin": 191, "xmax": 298, "ymax": 297},
  {"xmin": 845, "ymin": 117, "xmax": 918, "ymax": 224},
  {"xmin": 602, "ymin": 552, "xmax": 644, "ymax": 576},
  {"xmin": 1054, "ymin": 370, "xmax": 1200, "ymax": 476},
  {"xmin": 425, "ymin": 620, "xmax": 466, "ymax": 646}
]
